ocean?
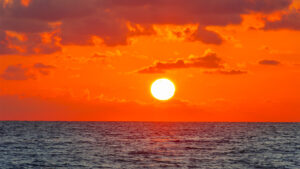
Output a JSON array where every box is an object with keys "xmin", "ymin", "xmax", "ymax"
[{"xmin": 0, "ymin": 122, "xmax": 299, "ymax": 168}]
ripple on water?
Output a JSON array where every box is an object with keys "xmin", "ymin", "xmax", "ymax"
[{"xmin": 0, "ymin": 122, "xmax": 299, "ymax": 168}]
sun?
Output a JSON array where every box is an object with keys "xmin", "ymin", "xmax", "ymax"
[{"xmin": 151, "ymin": 78, "xmax": 176, "ymax": 101}]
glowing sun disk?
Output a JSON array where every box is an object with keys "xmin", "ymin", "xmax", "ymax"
[{"xmin": 151, "ymin": 78, "xmax": 175, "ymax": 101}]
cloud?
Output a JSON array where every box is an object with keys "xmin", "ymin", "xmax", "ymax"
[
  {"xmin": 0, "ymin": 17, "xmax": 52, "ymax": 33},
  {"xmin": 137, "ymin": 49, "xmax": 223, "ymax": 74},
  {"xmin": 204, "ymin": 69, "xmax": 247, "ymax": 75},
  {"xmin": 0, "ymin": 31, "xmax": 14, "ymax": 54},
  {"xmin": 33, "ymin": 62, "xmax": 55, "ymax": 75},
  {"xmin": 0, "ymin": 64, "xmax": 35, "ymax": 80},
  {"xmin": 0, "ymin": 0, "xmax": 293, "ymax": 54},
  {"xmin": 259, "ymin": 59, "xmax": 281, "ymax": 65},
  {"xmin": 106, "ymin": 0, "xmax": 291, "ymax": 25},
  {"xmin": 137, "ymin": 50, "xmax": 247, "ymax": 75},
  {"xmin": 33, "ymin": 63, "xmax": 55, "ymax": 69},
  {"xmin": 264, "ymin": 9, "xmax": 300, "ymax": 30},
  {"xmin": 1, "ymin": 63, "xmax": 55, "ymax": 80},
  {"xmin": 188, "ymin": 27, "xmax": 223, "ymax": 45},
  {"xmin": 0, "ymin": 30, "xmax": 61, "ymax": 55}
]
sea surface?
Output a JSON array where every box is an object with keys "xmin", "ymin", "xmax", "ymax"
[{"xmin": 0, "ymin": 122, "xmax": 299, "ymax": 168}]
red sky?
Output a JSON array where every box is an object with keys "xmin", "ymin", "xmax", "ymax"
[{"xmin": 1, "ymin": 0, "xmax": 300, "ymax": 121}]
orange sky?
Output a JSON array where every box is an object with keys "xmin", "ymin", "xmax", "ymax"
[{"xmin": 1, "ymin": 0, "xmax": 300, "ymax": 121}]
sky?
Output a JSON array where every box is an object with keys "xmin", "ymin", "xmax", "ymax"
[{"xmin": 0, "ymin": 0, "xmax": 300, "ymax": 121}]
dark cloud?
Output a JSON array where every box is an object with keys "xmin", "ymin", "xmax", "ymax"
[
  {"xmin": 138, "ymin": 60, "xmax": 184, "ymax": 74},
  {"xmin": 0, "ymin": 64, "xmax": 35, "ymax": 80},
  {"xmin": 0, "ymin": 0, "xmax": 293, "ymax": 54},
  {"xmin": 1, "ymin": 0, "xmax": 96, "ymax": 21},
  {"xmin": 33, "ymin": 63, "xmax": 55, "ymax": 69},
  {"xmin": 137, "ymin": 49, "xmax": 223, "ymax": 74},
  {"xmin": 33, "ymin": 63, "xmax": 55, "ymax": 75},
  {"xmin": 0, "ymin": 17, "xmax": 52, "ymax": 33},
  {"xmin": 259, "ymin": 59, "xmax": 280, "ymax": 65},
  {"xmin": 204, "ymin": 69, "xmax": 247, "ymax": 75},
  {"xmin": 189, "ymin": 27, "xmax": 223, "ymax": 45},
  {"xmin": 137, "ymin": 50, "xmax": 248, "ymax": 75},
  {"xmin": 1, "ymin": 63, "xmax": 55, "ymax": 80},
  {"xmin": 60, "ymin": 11, "xmax": 130, "ymax": 46},
  {"xmin": 105, "ymin": 0, "xmax": 291, "ymax": 25},
  {"xmin": 0, "ymin": 30, "xmax": 14, "ymax": 54},
  {"xmin": 264, "ymin": 10, "xmax": 300, "ymax": 30},
  {"xmin": 0, "ymin": 30, "xmax": 61, "ymax": 55}
]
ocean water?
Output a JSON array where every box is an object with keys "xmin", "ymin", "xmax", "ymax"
[{"xmin": 0, "ymin": 122, "xmax": 299, "ymax": 169}]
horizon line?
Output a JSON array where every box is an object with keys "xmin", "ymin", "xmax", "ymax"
[{"xmin": 0, "ymin": 120, "xmax": 299, "ymax": 123}]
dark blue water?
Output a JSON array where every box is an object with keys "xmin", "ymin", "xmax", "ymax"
[{"xmin": 0, "ymin": 122, "xmax": 299, "ymax": 168}]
